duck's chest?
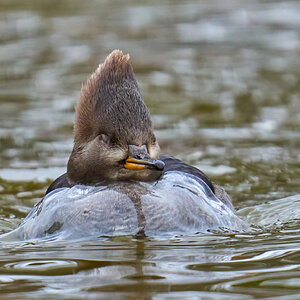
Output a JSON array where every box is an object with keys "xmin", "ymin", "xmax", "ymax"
[{"xmin": 9, "ymin": 172, "xmax": 247, "ymax": 240}]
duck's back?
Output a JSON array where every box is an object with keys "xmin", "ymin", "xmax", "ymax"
[{"xmin": 6, "ymin": 171, "xmax": 247, "ymax": 240}]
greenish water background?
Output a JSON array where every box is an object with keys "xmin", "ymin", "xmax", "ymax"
[{"xmin": 0, "ymin": 0, "xmax": 300, "ymax": 298}]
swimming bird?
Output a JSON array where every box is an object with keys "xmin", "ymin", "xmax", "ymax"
[{"xmin": 6, "ymin": 50, "xmax": 247, "ymax": 240}]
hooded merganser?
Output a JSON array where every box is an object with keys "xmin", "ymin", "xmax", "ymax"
[{"xmin": 6, "ymin": 50, "xmax": 247, "ymax": 240}]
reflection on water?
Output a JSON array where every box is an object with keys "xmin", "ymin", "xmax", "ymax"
[
  {"xmin": 0, "ymin": 0, "xmax": 300, "ymax": 298},
  {"xmin": 2, "ymin": 233, "xmax": 300, "ymax": 299}
]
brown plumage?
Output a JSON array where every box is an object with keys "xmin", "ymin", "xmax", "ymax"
[
  {"xmin": 52, "ymin": 50, "xmax": 216, "ymax": 194},
  {"xmin": 74, "ymin": 50, "xmax": 153, "ymax": 147},
  {"xmin": 67, "ymin": 50, "xmax": 162, "ymax": 185},
  {"xmin": 2, "ymin": 50, "xmax": 244, "ymax": 241}
]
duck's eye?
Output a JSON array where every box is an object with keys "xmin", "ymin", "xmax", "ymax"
[
  {"xmin": 98, "ymin": 134, "xmax": 111, "ymax": 145},
  {"xmin": 150, "ymin": 135, "xmax": 156, "ymax": 144}
]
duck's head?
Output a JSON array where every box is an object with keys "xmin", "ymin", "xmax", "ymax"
[{"xmin": 67, "ymin": 50, "xmax": 164, "ymax": 185}]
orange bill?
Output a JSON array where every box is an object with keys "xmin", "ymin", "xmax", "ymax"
[{"xmin": 124, "ymin": 157, "xmax": 149, "ymax": 170}]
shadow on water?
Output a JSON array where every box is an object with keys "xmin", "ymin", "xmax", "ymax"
[{"xmin": 0, "ymin": 0, "xmax": 300, "ymax": 298}]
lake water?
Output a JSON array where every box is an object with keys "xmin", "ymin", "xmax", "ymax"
[{"xmin": 0, "ymin": 0, "xmax": 300, "ymax": 298}]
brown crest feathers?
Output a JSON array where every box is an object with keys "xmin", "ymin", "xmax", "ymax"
[
  {"xmin": 74, "ymin": 50, "xmax": 133, "ymax": 144},
  {"xmin": 74, "ymin": 50, "xmax": 151, "ymax": 146},
  {"xmin": 93, "ymin": 49, "xmax": 132, "ymax": 82}
]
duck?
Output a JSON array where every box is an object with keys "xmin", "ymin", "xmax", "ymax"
[{"xmin": 5, "ymin": 50, "xmax": 247, "ymax": 240}]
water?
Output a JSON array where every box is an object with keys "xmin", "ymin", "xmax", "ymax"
[
  {"xmin": 4, "ymin": 172, "xmax": 247, "ymax": 240},
  {"xmin": 0, "ymin": 0, "xmax": 299, "ymax": 298}
]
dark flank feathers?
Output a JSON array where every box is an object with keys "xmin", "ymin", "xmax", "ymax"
[
  {"xmin": 160, "ymin": 154, "xmax": 215, "ymax": 192},
  {"xmin": 45, "ymin": 173, "xmax": 69, "ymax": 195}
]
